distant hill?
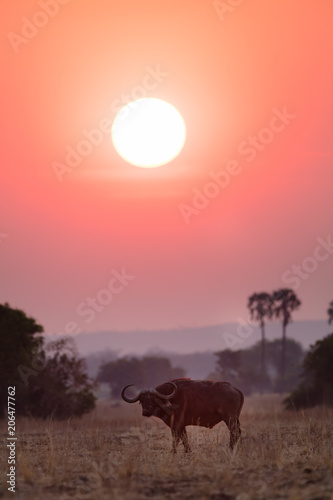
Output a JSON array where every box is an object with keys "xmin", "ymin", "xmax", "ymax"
[{"xmin": 46, "ymin": 319, "xmax": 330, "ymax": 360}]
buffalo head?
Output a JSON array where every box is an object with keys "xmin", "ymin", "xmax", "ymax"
[{"xmin": 121, "ymin": 382, "xmax": 178, "ymax": 417}]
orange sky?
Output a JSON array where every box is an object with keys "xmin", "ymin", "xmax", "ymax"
[{"xmin": 1, "ymin": 0, "xmax": 332, "ymax": 339}]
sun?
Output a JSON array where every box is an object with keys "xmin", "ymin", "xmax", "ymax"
[{"xmin": 111, "ymin": 98, "xmax": 186, "ymax": 168}]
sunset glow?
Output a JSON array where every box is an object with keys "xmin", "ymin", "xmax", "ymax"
[{"xmin": 1, "ymin": 0, "xmax": 332, "ymax": 337}]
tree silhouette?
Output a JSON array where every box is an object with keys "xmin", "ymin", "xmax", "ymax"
[
  {"xmin": 266, "ymin": 338, "xmax": 304, "ymax": 392},
  {"xmin": 327, "ymin": 301, "xmax": 333, "ymax": 324},
  {"xmin": 272, "ymin": 289, "xmax": 301, "ymax": 391},
  {"xmin": 0, "ymin": 303, "xmax": 95, "ymax": 419},
  {"xmin": 247, "ymin": 292, "xmax": 273, "ymax": 391},
  {"xmin": 214, "ymin": 338, "xmax": 304, "ymax": 396},
  {"xmin": 215, "ymin": 349, "xmax": 241, "ymax": 385},
  {"xmin": 0, "ymin": 302, "xmax": 43, "ymax": 417},
  {"xmin": 19, "ymin": 338, "xmax": 96, "ymax": 419},
  {"xmin": 285, "ymin": 333, "xmax": 333, "ymax": 409},
  {"xmin": 98, "ymin": 356, "xmax": 185, "ymax": 399}
]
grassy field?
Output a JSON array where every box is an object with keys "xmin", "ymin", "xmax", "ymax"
[{"xmin": 1, "ymin": 395, "xmax": 333, "ymax": 500}]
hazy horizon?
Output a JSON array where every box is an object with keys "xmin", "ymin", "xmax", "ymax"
[{"xmin": 44, "ymin": 319, "xmax": 331, "ymax": 358}]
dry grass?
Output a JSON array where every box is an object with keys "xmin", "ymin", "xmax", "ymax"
[{"xmin": 1, "ymin": 395, "xmax": 333, "ymax": 499}]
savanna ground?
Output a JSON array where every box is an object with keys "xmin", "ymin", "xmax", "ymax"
[{"xmin": 1, "ymin": 395, "xmax": 333, "ymax": 500}]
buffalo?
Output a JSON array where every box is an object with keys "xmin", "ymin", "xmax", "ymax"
[{"xmin": 121, "ymin": 378, "xmax": 244, "ymax": 453}]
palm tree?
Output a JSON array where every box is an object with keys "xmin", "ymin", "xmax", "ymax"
[
  {"xmin": 272, "ymin": 288, "xmax": 301, "ymax": 390},
  {"xmin": 327, "ymin": 301, "xmax": 333, "ymax": 324},
  {"xmin": 247, "ymin": 292, "xmax": 273, "ymax": 390}
]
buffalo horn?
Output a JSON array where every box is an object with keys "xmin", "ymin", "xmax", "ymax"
[
  {"xmin": 152, "ymin": 382, "xmax": 177, "ymax": 400},
  {"xmin": 121, "ymin": 384, "xmax": 140, "ymax": 403}
]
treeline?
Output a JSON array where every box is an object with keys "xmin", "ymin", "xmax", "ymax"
[
  {"xmin": 97, "ymin": 356, "xmax": 185, "ymax": 399},
  {"xmin": 97, "ymin": 339, "xmax": 304, "ymax": 399},
  {"xmin": 213, "ymin": 338, "xmax": 304, "ymax": 395}
]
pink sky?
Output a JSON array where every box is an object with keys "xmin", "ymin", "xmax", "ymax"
[{"xmin": 1, "ymin": 1, "xmax": 332, "ymax": 339}]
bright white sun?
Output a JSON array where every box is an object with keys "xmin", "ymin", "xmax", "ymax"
[{"xmin": 111, "ymin": 98, "xmax": 186, "ymax": 168}]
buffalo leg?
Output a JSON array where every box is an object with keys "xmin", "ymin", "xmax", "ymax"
[
  {"xmin": 180, "ymin": 428, "xmax": 191, "ymax": 453},
  {"xmin": 227, "ymin": 417, "xmax": 241, "ymax": 450},
  {"xmin": 171, "ymin": 429, "xmax": 180, "ymax": 453},
  {"xmin": 171, "ymin": 428, "xmax": 191, "ymax": 453}
]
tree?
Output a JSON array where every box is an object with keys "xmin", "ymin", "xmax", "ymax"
[
  {"xmin": 141, "ymin": 356, "xmax": 185, "ymax": 387},
  {"xmin": 0, "ymin": 303, "xmax": 95, "ymax": 419},
  {"xmin": 214, "ymin": 348, "xmax": 260, "ymax": 395},
  {"xmin": 97, "ymin": 356, "xmax": 185, "ymax": 399},
  {"xmin": 18, "ymin": 338, "xmax": 96, "ymax": 419},
  {"xmin": 215, "ymin": 338, "xmax": 304, "ymax": 396},
  {"xmin": 214, "ymin": 349, "xmax": 241, "ymax": 385},
  {"xmin": 272, "ymin": 289, "xmax": 301, "ymax": 391},
  {"xmin": 247, "ymin": 292, "xmax": 273, "ymax": 391},
  {"xmin": 98, "ymin": 357, "xmax": 145, "ymax": 399},
  {"xmin": 265, "ymin": 338, "xmax": 304, "ymax": 392},
  {"xmin": 327, "ymin": 301, "xmax": 333, "ymax": 324},
  {"xmin": 285, "ymin": 333, "xmax": 333, "ymax": 409},
  {"xmin": 0, "ymin": 302, "xmax": 43, "ymax": 417}
]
